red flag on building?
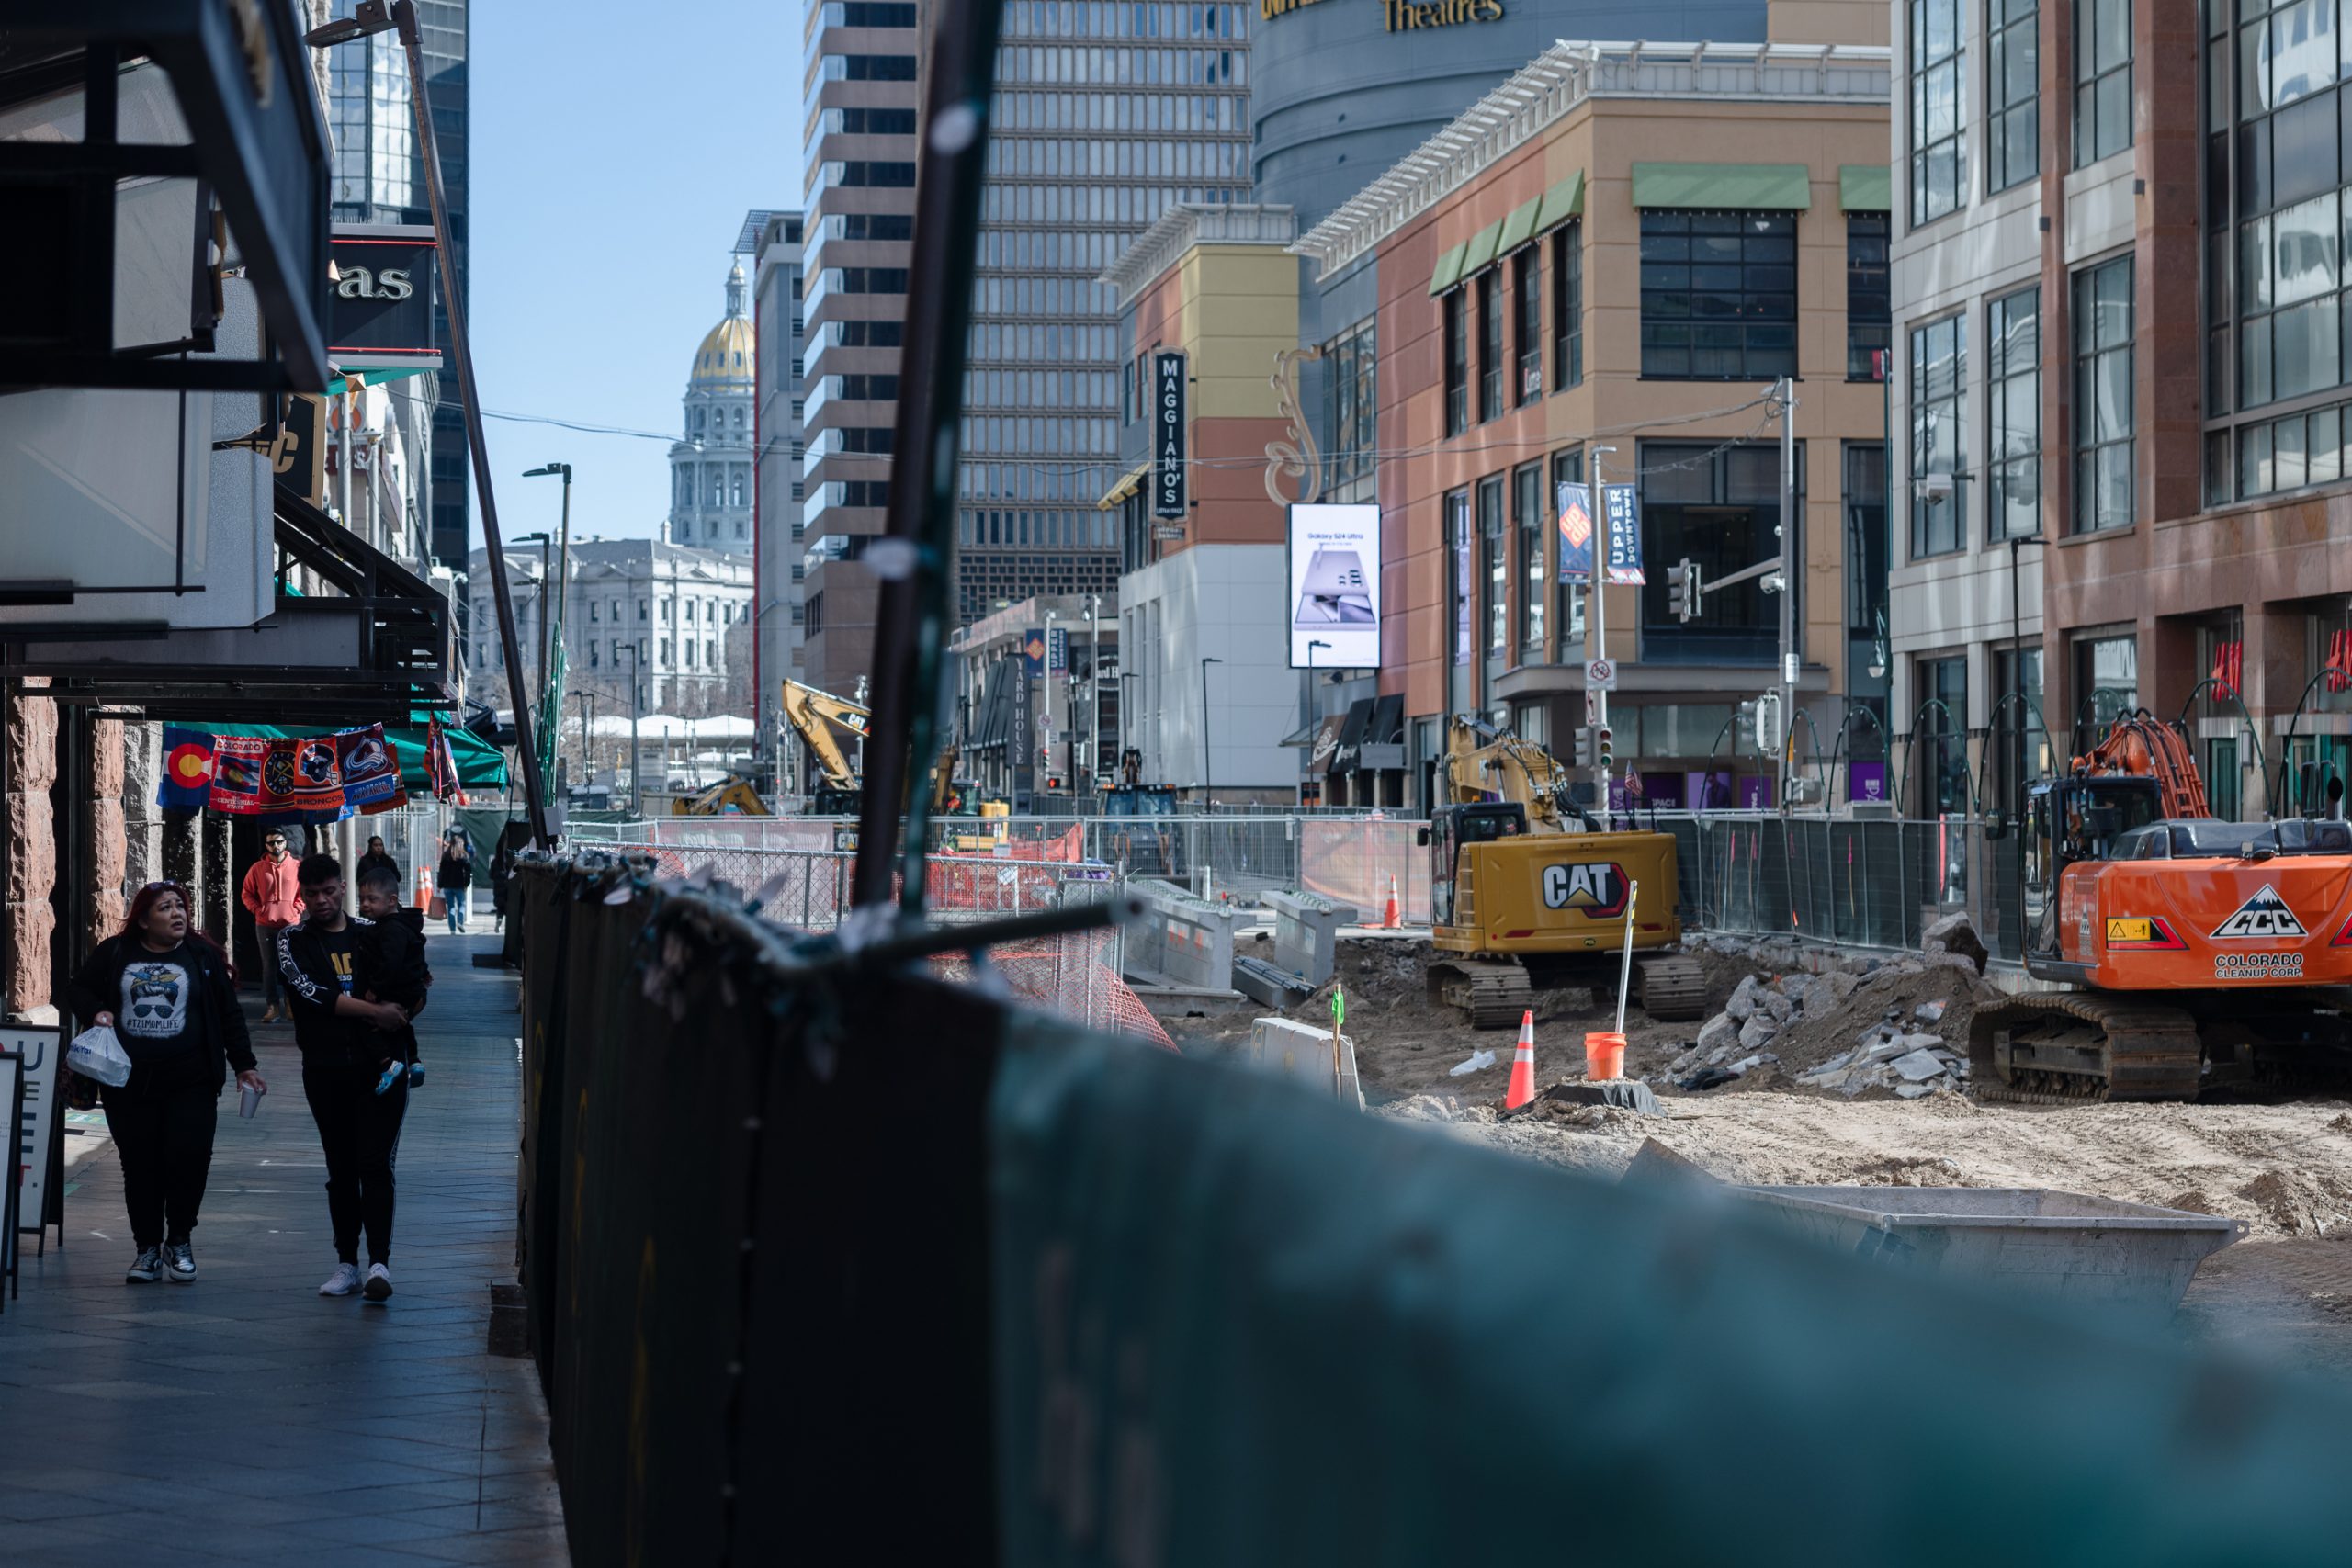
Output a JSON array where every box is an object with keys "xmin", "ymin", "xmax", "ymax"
[{"xmin": 2211, "ymin": 639, "xmax": 2243, "ymax": 698}]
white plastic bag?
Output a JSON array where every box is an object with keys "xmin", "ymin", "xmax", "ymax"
[
  {"xmin": 1448, "ymin": 1048, "xmax": 1496, "ymax": 1077},
  {"xmin": 67, "ymin": 1023, "xmax": 132, "ymax": 1088}
]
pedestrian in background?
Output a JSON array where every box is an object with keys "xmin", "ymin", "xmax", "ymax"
[
  {"xmin": 355, "ymin": 834, "xmax": 399, "ymax": 885},
  {"xmin": 240, "ymin": 827, "xmax": 302, "ymax": 1023},
  {"xmin": 70, "ymin": 882, "xmax": 265, "ymax": 1285},
  {"xmin": 436, "ymin": 832, "xmax": 472, "ymax": 934}
]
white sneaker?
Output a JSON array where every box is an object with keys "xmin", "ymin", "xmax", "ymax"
[
  {"xmin": 362, "ymin": 1262, "xmax": 394, "ymax": 1303},
  {"xmin": 319, "ymin": 1262, "xmax": 361, "ymax": 1296}
]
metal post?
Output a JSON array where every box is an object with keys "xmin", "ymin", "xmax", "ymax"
[
  {"xmin": 389, "ymin": 0, "xmax": 548, "ymax": 847},
  {"xmin": 1589, "ymin": 446, "xmax": 1617, "ymax": 807},
  {"xmin": 850, "ymin": 0, "xmax": 1005, "ymax": 912},
  {"xmin": 1777, "ymin": 376, "xmax": 1799, "ymax": 813},
  {"xmin": 1088, "ymin": 592, "xmax": 1102, "ymax": 799},
  {"xmin": 1200, "ymin": 655, "xmax": 1221, "ymax": 807}
]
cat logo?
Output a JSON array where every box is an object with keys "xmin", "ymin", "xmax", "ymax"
[
  {"xmin": 1542, "ymin": 861, "xmax": 1628, "ymax": 917},
  {"xmin": 2211, "ymin": 884, "xmax": 2307, "ymax": 940}
]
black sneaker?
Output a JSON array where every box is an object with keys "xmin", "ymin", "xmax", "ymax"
[
  {"xmin": 163, "ymin": 1239, "xmax": 196, "ymax": 1283},
  {"xmin": 125, "ymin": 1246, "xmax": 163, "ymax": 1284}
]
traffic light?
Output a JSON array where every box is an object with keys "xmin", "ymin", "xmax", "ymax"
[
  {"xmin": 1668, "ymin": 558, "xmax": 1702, "ymax": 623},
  {"xmin": 1595, "ymin": 723, "xmax": 1615, "ymax": 771},
  {"xmin": 1574, "ymin": 726, "xmax": 1596, "ymax": 767},
  {"xmin": 1754, "ymin": 691, "xmax": 1784, "ymax": 754}
]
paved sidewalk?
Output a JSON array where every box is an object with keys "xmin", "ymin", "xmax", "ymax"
[{"xmin": 0, "ymin": 929, "xmax": 569, "ymax": 1567}]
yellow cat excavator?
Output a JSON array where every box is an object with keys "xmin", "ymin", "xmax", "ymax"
[
  {"xmin": 780, "ymin": 677, "xmax": 973, "ymax": 817},
  {"xmin": 1420, "ymin": 715, "xmax": 1707, "ymax": 1027}
]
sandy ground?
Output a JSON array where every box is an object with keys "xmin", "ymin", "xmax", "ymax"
[{"xmin": 1161, "ymin": 934, "xmax": 2352, "ymax": 1373}]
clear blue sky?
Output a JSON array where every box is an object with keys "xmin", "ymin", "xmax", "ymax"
[{"xmin": 467, "ymin": 0, "xmax": 803, "ymax": 546}]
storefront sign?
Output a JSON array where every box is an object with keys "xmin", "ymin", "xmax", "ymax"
[
  {"xmin": 1152, "ymin": 351, "xmax": 1187, "ymax": 519},
  {"xmin": 1262, "ymin": 0, "xmax": 1330, "ymax": 17},
  {"xmin": 329, "ymin": 224, "xmax": 441, "ymax": 371},
  {"xmin": 4, "ymin": 1025, "xmax": 61, "ymax": 1245},
  {"xmin": 271, "ymin": 394, "xmax": 325, "ymax": 507},
  {"xmin": 1384, "ymin": 0, "xmax": 1504, "ymax": 28}
]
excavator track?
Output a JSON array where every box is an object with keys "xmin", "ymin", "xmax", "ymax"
[
  {"xmin": 1968, "ymin": 993, "xmax": 2204, "ymax": 1104},
  {"xmin": 1632, "ymin": 954, "xmax": 1709, "ymax": 1021},
  {"xmin": 1430, "ymin": 958, "xmax": 1535, "ymax": 1030}
]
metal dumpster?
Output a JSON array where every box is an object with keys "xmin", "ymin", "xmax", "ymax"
[{"xmin": 1731, "ymin": 1186, "xmax": 2246, "ymax": 1319}]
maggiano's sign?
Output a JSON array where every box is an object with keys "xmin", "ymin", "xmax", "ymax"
[{"xmin": 328, "ymin": 222, "xmax": 442, "ymax": 372}]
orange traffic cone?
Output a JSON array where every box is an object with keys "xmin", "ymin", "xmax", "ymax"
[
  {"xmin": 1504, "ymin": 1010, "xmax": 1537, "ymax": 1109},
  {"xmin": 413, "ymin": 866, "xmax": 433, "ymax": 910},
  {"xmin": 1383, "ymin": 874, "xmax": 1401, "ymax": 930}
]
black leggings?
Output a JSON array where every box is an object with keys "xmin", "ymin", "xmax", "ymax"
[
  {"xmin": 102, "ymin": 1051, "xmax": 219, "ymax": 1249},
  {"xmin": 301, "ymin": 1060, "xmax": 409, "ymax": 1266}
]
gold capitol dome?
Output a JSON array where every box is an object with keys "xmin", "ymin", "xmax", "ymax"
[{"xmin": 688, "ymin": 258, "xmax": 754, "ymax": 388}]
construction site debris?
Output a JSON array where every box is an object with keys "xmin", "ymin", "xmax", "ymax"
[
  {"xmin": 1450, "ymin": 1048, "xmax": 1496, "ymax": 1077},
  {"xmin": 1921, "ymin": 911, "xmax": 1990, "ymax": 974},
  {"xmin": 1506, "ymin": 1079, "xmax": 1663, "ymax": 1118}
]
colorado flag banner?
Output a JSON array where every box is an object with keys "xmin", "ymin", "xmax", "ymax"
[
  {"xmin": 157, "ymin": 728, "xmax": 216, "ymax": 812},
  {"xmin": 208, "ymin": 736, "xmax": 273, "ymax": 816}
]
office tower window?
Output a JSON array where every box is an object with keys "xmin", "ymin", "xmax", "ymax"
[
  {"xmin": 1476, "ymin": 268, "xmax": 1504, "ymax": 422},
  {"xmin": 1910, "ymin": 0, "xmax": 1966, "ymax": 223},
  {"xmin": 1513, "ymin": 247, "xmax": 1542, "ymax": 404},
  {"xmin": 1987, "ymin": 285, "xmax": 2041, "ymax": 539},
  {"xmin": 1916, "ymin": 654, "xmax": 1969, "ymax": 812},
  {"xmin": 1443, "ymin": 288, "xmax": 1468, "ymax": 435},
  {"xmin": 1639, "ymin": 212, "xmax": 1798, "ymax": 378},
  {"xmin": 1478, "ymin": 474, "xmax": 1507, "ymax": 657},
  {"xmin": 2074, "ymin": 0, "xmax": 2132, "ymax": 166},
  {"xmin": 2073, "ymin": 254, "xmax": 2134, "ymax": 532},
  {"xmin": 1909, "ymin": 311, "xmax": 1966, "ymax": 558},
  {"xmin": 1552, "ymin": 220, "xmax": 1583, "ymax": 391},
  {"xmin": 1514, "ymin": 462, "xmax": 1545, "ymax": 650},
  {"xmin": 1987, "ymin": 0, "xmax": 2040, "ymax": 192},
  {"xmin": 1323, "ymin": 317, "xmax": 1375, "ymax": 487},
  {"xmin": 1848, "ymin": 211, "xmax": 1892, "ymax": 379}
]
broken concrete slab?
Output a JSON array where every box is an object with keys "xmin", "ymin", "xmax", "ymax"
[{"xmin": 1890, "ymin": 1047, "xmax": 1947, "ymax": 1082}]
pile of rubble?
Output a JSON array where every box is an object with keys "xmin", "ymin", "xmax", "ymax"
[{"xmin": 1666, "ymin": 914, "xmax": 1996, "ymax": 1097}]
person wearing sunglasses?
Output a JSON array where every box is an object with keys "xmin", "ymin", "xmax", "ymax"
[{"xmin": 240, "ymin": 829, "xmax": 303, "ymax": 1023}]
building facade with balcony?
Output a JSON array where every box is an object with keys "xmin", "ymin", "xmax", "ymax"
[{"xmin": 1292, "ymin": 1, "xmax": 1892, "ymax": 812}]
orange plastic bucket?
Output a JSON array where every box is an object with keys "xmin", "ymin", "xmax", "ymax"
[{"xmin": 1584, "ymin": 1031, "xmax": 1626, "ymax": 1082}]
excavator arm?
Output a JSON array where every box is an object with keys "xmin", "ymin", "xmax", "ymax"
[
  {"xmin": 781, "ymin": 678, "xmax": 871, "ymax": 792},
  {"xmin": 2072, "ymin": 710, "xmax": 2212, "ymax": 819},
  {"xmin": 1442, "ymin": 715, "xmax": 1600, "ymax": 833}
]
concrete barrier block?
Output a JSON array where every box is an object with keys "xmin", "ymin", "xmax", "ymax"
[
  {"xmin": 1128, "ymin": 878, "xmax": 1247, "ymax": 990},
  {"xmin": 1265, "ymin": 889, "xmax": 1358, "ymax": 989},
  {"xmin": 1246, "ymin": 1015, "xmax": 1363, "ymax": 1110}
]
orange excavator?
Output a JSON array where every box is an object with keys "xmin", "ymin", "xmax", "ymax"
[{"xmin": 1972, "ymin": 710, "xmax": 2352, "ymax": 1100}]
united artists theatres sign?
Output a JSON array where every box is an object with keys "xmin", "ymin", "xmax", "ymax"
[{"xmin": 1261, "ymin": 0, "xmax": 1507, "ymax": 28}]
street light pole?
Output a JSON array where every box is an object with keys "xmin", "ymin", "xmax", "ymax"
[
  {"xmin": 1775, "ymin": 375, "xmax": 1800, "ymax": 813},
  {"xmin": 310, "ymin": 0, "xmax": 550, "ymax": 846},
  {"xmin": 1305, "ymin": 638, "xmax": 1330, "ymax": 807},
  {"xmin": 1200, "ymin": 655, "xmax": 1223, "ymax": 807},
  {"xmin": 1587, "ymin": 445, "xmax": 1618, "ymax": 808},
  {"xmin": 617, "ymin": 642, "xmax": 642, "ymax": 817}
]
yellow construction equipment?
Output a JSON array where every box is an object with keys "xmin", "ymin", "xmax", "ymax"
[
  {"xmin": 666, "ymin": 775, "xmax": 773, "ymax": 817},
  {"xmin": 1420, "ymin": 715, "xmax": 1706, "ymax": 1027},
  {"xmin": 780, "ymin": 677, "xmax": 976, "ymax": 817}
]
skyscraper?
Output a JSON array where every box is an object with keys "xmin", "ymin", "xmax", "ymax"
[
  {"xmin": 798, "ymin": 0, "xmax": 924, "ymax": 695},
  {"xmin": 322, "ymin": 0, "xmax": 469, "ymax": 574},
  {"xmin": 956, "ymin": 3, "xmax": 1255, "ymax": 625},
  {"xmin": 749, "ymin": 209, "xmax": 808, "ymax": 785},
  {"xmin": 669, "ymin": 261, "xmax": 757, "ymax": 557}
]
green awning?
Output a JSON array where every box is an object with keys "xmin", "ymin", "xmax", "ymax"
[
  {"xmin": 198, "ymin": 719, "xmax": 510, "ymax": 792},
  {"xmin": 1631, "ymin": 162, "xmax": 1813, "ymax": 211},
  {"xmin": 1839, "ymin": 164, "xmax": 1892, "ymax": 212},
  {"xmin": 1427, "ymin": 241, "xmax": 1468, "ymax": 297},
  {"xmin": 1534, "ymin": 171, "xmax": 1586, "ymax": 232},
  {"xmin": 1457, "ymin": 219, "xmax": 1504, "ymax": 276},
  {"xmin": 325, "ymin": 366, "xmax": 435, "ymax": 398},
  {"xmin": 1495, "ymin": 195, "xmax": 1543, "ymax": 256}
]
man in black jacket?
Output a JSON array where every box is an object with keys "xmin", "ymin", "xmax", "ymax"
[{"xmin": 277, "ymin": 853, "xmax": 412, "ymax": 1303}]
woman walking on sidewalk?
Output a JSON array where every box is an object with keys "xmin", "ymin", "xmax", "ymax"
[
  {"xmin": 435, "ymin": 832, "xmax": 473, "ymax": 934},
  {"xmin": 68, "ymin": 882, "xmax": 266, "ymax": 1285}
]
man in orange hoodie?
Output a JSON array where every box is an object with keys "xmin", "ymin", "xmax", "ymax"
[{"xmin": 240, "ymin": 829, "xmax": 303, "ymax": 1022}]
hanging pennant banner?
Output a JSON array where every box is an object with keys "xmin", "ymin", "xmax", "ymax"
[
  {"xmin": 209, "ymin": 735, "xmax": 273, "ymax": 816},
  {"xmin": 286, "ymin": 735, "xmax": 345, "ymax": 820},
  {"xmin": 334, "ymin": 724, "xmax": 406, "ymax": 813},
  {"xmin": 1556, "ymin": 482, "xmax": 1594, "ymax": 584},
  {"xmin": 1600, "ymin": 484, "xmax": 1646, "ymax": 585},
  {"xmin": 158, "ymin": 727, "xmax": 217, "ymax": 813}
]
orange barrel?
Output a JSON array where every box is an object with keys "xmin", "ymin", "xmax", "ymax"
[{"xmin": 1583, "ymin": 1031, "xmax": 1626, "ymax": 1082}]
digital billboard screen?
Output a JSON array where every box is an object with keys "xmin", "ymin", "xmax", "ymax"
[{"xmin": 1287, "ymin": 502, "xmax": 1381, "ymax": 669}]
